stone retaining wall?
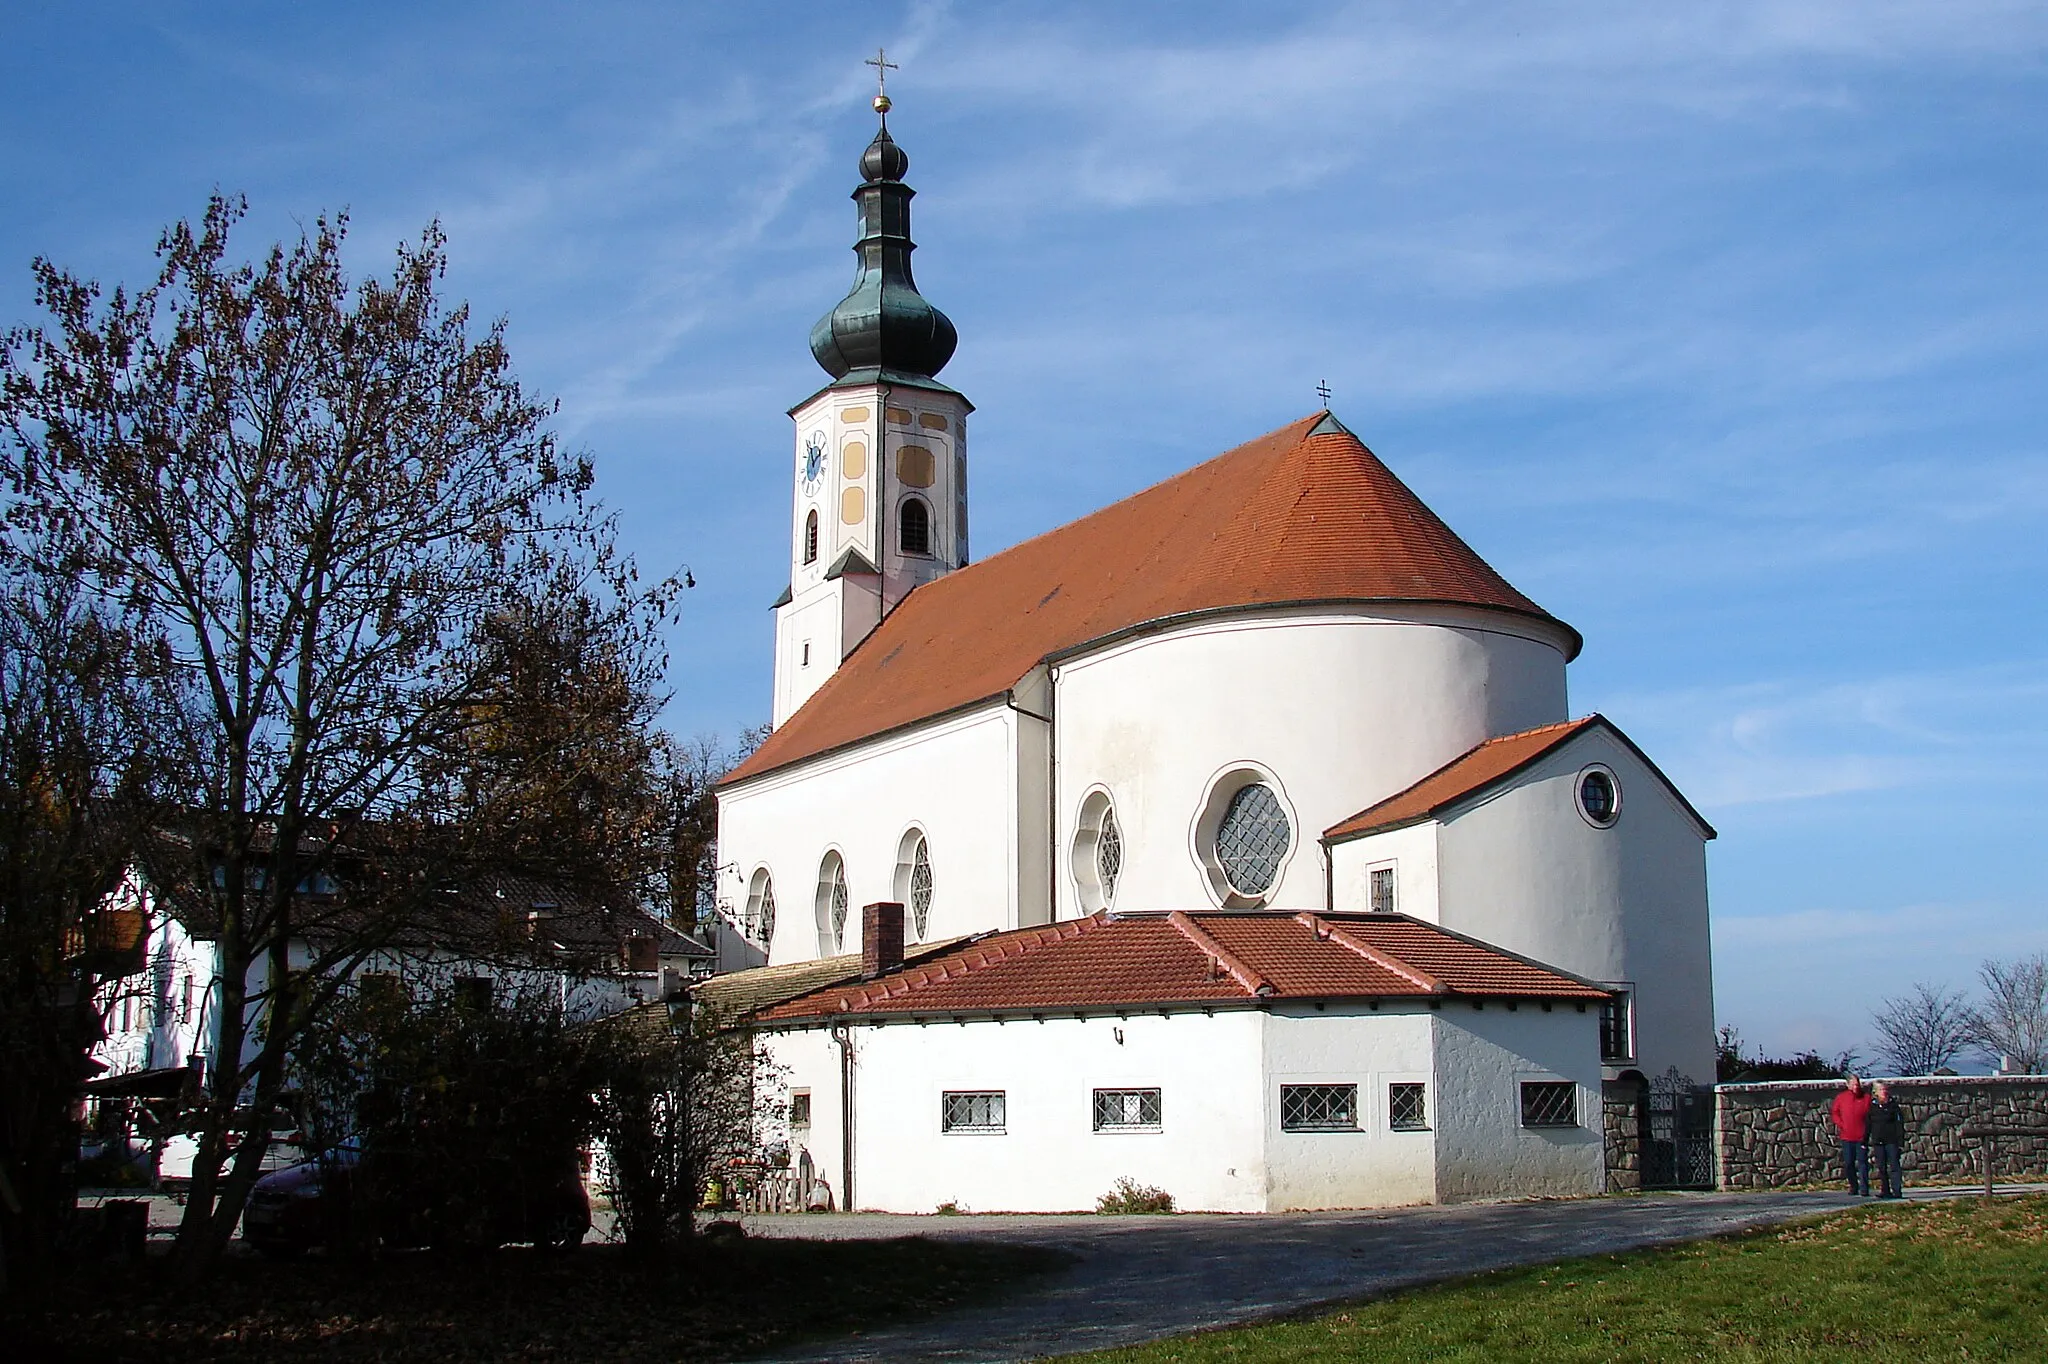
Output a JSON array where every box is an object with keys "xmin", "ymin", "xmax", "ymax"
[{"xmin": 1716, "ymin": 1077, "xmax": 2048, "ymax": 1190}]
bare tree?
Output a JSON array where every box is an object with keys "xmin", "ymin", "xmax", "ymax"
[
  {"xmin": 1869, "ymin": 982, "xmax": 1973, "ymax": 1076},
  {"xmin": 1969, "ymin": 954, "xmax": 2048, "ymax": 1074},
  {"xmin": 0, "ymin": 194, "xmax": 671, "ymax": 1279}
]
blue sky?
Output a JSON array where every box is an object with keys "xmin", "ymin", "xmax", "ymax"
[{"xmin": 4, "ymin": 1, "xmax": 2045, "ymax": 1061}]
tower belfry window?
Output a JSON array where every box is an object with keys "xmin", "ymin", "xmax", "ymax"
[
  {"xmin": 803, "ymin": 509, "xmax": 819, "ymax": 565},
  {"xmin": 899, "ymin": 496, "xmax": 932, "ymax": 556}
]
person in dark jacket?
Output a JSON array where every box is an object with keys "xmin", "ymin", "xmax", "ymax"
[{"xmin": 1868, "ymin": 1081, "xmax": 1906, "ymax": 1199}]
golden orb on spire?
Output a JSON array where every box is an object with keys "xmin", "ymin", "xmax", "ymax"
[{"xmin": 873, "ymin": 92, "xmax": 892, "ymax": 114}]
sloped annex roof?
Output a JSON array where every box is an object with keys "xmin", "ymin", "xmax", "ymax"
[
  {"xmin": 690, "ymin": 935, "xmax": 971, "ymax": 1019},
  {"xmin": 749, "ymin": 911, "xmax": 1609, "ymax": 1023},
  {"xmin": 1322, "ymin": 714, "xmax": 1716, "ymax": 844},
  {"xmin": 724, "ymin": 413, "xmax": 1578, "ymax": 787}
]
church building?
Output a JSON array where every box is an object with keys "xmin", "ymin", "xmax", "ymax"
[{"xmin": 705, "ymin": 91, "xmax": 1715, "ymax": 1214}]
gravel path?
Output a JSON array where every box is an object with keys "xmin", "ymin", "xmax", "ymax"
[{"xmin": 743, "ymin": 1187, "xmax": 1980, "ymax": 1362}]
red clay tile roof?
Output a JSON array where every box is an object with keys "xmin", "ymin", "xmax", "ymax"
[
  {"xmin": 1323, "ymin": 718, "xmax": 1599, "ymax": 842},
  {"xmin": 1322, "ymin": 714, "xmax": 1716, "ymax": 843},
  {"xmin": 725, "ymin": 414, "xmax": 1578, "ymax": 786},
  {"xmin": 748, "ymin": 911, "xmax": 1608, "ymax": 1022}
]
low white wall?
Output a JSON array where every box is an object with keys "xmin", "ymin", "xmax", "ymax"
[
  {"xmin": 766, "ymin": 1010, "xmax": 1269, "ymax": 1214},
  {"xmin": 1432, "ymin": 1004, "xmax": 1605, "ymax": 1201},
  {"xmin": 1263, "ymin": 1006, "xmax": 1437, "ymax": 1209},
  {"xmin": 1329, "ymin": 822, "xmax": 1440, "ymax": 920}
]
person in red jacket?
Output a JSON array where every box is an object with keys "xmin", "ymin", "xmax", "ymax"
[{"xmin": 1830, "ymin": 1074, "xmax": 1873, "ymax": 1196}]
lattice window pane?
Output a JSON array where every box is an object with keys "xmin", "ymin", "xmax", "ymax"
[
  {"xmin": 1580, "ymin": 770, "xmax": 1617, "ymax": 823},
  {"xmin": 1096, "ymin": 807, "xmax": 1123, "ymax": 903},
  {"xmin": 1215, "ymin": 783, "xmax": 1290, "ymax": 897},
  {"xmin": 830, "ymin": 864, "xmax": 849, "ymax": 951},
  {"xmin": 1093, "ymin": 1088, "xmax": 1162, "ymax": 1131},
  {"xmin": 1388, "ymin": 1083, "xmax": 1428, "ymax": 1131},
  {"xmin": 909, "ymin": 837, "xmax": 934, "ymax": 939},
  {"xmin": 941, "ymin": 1091, "xmax": 1006, "ymax": 1132},
  {"xmin": 1521, "ymin": 1081, "xmax": 1579, "ymax": 1128},
  {"xmin": 1280, "ymin": 1083, "xmax": 1358, "ymax": 1132}
]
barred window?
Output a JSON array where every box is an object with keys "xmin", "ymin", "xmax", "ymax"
[
  {"xmin": 1215, "ymin": 783, "xmax": 1290, "ymax": 897},
  {"xmin": 1370, "ymin": 865, "xmax": 1397, "ymax": 914},
  {"xmin": 1599, "ymin": 993, "xmax": 1632, "ymax": 1062},
  {"xmin": 941, "ymin": 1091, "xmax": 1006, "ymax": 1133},
  {"xmin": 1388, "ymin": 1082, "xmax": 1428, "ymax": 1131},
  {"xmin": 1093, "ymin": 1088, "xmax": 1163, "ymax": 1132},
  {"xmin": 1280, "ymin": 1083, "xmax": 1358, "ymax": 1132},
  {"xmin": 789, "ymin": 1091, "xmax": 811, "ymax": 1127},
  {"xmin": 803, "ymin": 509, "xmax": 819, "ymax": 565},
  {"xmin": 1521, "ymin": 1081, "xmax": 1579, "ymax": 1128}
]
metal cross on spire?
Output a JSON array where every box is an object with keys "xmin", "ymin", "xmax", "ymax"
[
  {"xmin": 1316, "ymin": 379, "xmax": 1332, "ymax": 409},
  {"xmin": 867, "ymin": 47, "xmax": 899, "ymax": 114}
]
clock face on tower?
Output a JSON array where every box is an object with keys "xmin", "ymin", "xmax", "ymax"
[{"xmin": 802, "ymin": 432, "xmax": 828, "ymax": 493}]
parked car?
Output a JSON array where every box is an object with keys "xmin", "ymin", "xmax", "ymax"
[{"xmin": 241, "ymin": 1141, "xmax": 589, "ymax": 1255}]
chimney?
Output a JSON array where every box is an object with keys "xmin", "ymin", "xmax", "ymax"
[{"xmin": 862, "ymin": 901, "xmax": 905, "ymax": 980}]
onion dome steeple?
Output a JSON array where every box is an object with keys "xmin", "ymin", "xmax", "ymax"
[{"xmin": 808, "ymin": 88, "xmax": 958, "ymax": 383}]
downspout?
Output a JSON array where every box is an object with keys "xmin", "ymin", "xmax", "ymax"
[{"xmin": 831, "ymin": 1022, "xmax": 855, "ymax": 1210}]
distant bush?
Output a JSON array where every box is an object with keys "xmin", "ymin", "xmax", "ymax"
[{"xmin": 1096, "ymin": 1177, "xmax": 1174, "ymax": 1214}]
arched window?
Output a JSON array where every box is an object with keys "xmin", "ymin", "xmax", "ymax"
[
  {"xmin": 814, "ymin": 852, "xmax": 849, "ymax": 957},
  {"xmin": 894, "ymin": 830, "xmax": 935, "ymax": 940},
  {"xmin": 899, "ymin": 496, "xmax": 932, "ymax": 556},
  {"xmin": 1071, "ymin": 790, "xmax": 1124, "ymax": 914},
  {"xmin": 803, "ymin": 509, "xmax": 819, "ymax": 565},
  {"xmin": 746, "ymin": 868, "xmax": 776, "ymax": 945}
]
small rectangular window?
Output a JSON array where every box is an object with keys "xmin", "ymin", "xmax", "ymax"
[
  {"xmin": 1521, "ymin": 1081, "xmax": 1578, "ymax": 1128},
  {"xmin": 1599, "ymin": 992, "xmax": 1633, "ymax": 1062},
  {"xmin": 789, "ymin": 1091, "xmax": 812, "ymax": 1127},
  {"xmin": 358, "ymin": 972, "xmax": 402, "ymax": 1006},
  {"xmin": 941, "ymin": 1091, "xmax": 1006, "ymax": 1133},
  {"xmin": 1093, "ymin": 1088, "xmax": 1163, "ymax": 1131},
  {"xmin": 452, "ymin": 976, "xmax": 492, "ymax": 1010},
  {"xmin": 1281, "ymin": 1083, "xmax": 1358, "ymax": 1132},
  {"xmin": 1388, "ymin": 1082, "xmax": 1428, "ymax": 1131},
  {"xmin": 801, "ymin": 641, "xmax": 811, "ymax": 667},
  {"xmin": 1370, "ymin": 865, "xmax": 1397, "ymax": 914}
]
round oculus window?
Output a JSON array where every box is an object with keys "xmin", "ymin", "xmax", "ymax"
[
  {"xmin": 1579, "ymin": 768, "xmax": 1619, "ymax": 826},
  {"xmin": 1213, "ymin": 782, "xmax": 1291, "ymax": 898}
]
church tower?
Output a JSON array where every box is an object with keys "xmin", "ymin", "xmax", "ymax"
[{"xmin": 772, "ymin": 87, "xmax": 972, "ymax": 728}]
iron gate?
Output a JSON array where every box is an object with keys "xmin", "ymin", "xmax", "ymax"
[{"xmin": 1643, "ymin": 1068, "xmax": 1714, "ymax": 1189}]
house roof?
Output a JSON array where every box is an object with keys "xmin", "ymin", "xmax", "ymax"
[
  {"xmin": 1321, "ymin": 714, "xmax": 1716, "ymax": 844},
  {"xmin": 749, "ymin": 911, "xmax": 1609, "ymax": 1023},
  {"xmin": 724, "ymin": 413, "xmax": 1577, "ymax": 787},
  {"xmin": 692, "ymin": 935, "xmax": 972, "ymax": 1019}
]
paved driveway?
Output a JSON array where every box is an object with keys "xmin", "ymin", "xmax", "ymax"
[{"xmin": 745, "ymin": 1188, "xmax": 1965, "ymax": 1362}]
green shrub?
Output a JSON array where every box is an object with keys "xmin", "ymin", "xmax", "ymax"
[{"xmin": 1096, "ymin": 1177, "xmax": 1174, "ymax": 1214}]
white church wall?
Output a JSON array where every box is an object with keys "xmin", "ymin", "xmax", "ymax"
[
  {"xmin": 1431, "ymin": 1005, "xmax": 1605, "ymax": 1201},
  {"xmin": 1261, "ymin": 1006, "xmax": 1438, "ymax": 1209},
  {"xmin": 766, "ymin": 1010, "xmax": 1270, "ymax": 1213},
  {"xmin": 718, "ymin": 702, "xmax": 1026, "ymax": 963},
  {"xmin": 1050, "ymin": 609, "xmax": 1569, "ymax": 920},
  {"xmin": 1328, "ymin": 822, "xmax": 1441, "ymax": 921},
  {"xmin": 1434, "ymin": 728, "xmax": 1715, "ymax": 1085}
]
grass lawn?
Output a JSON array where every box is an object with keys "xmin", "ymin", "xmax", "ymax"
[
  {"xmin": 5, "ymin": 1232, "xmax": 1070, "ymax": 1362},
  {"xmin": 1072, "ymin": 1195, "xmax": 2048, "ymax": 1363}
]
